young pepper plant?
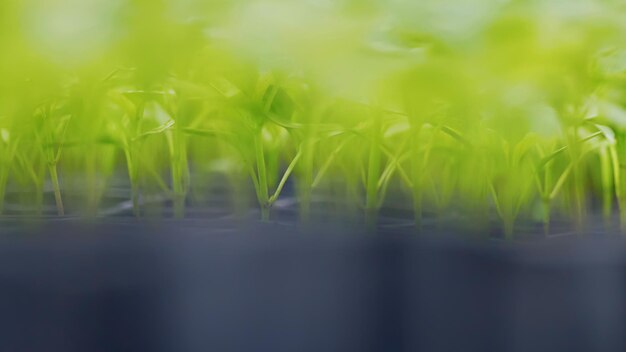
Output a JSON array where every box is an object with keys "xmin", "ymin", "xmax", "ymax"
[
  {"xmin": 320, "ymin": 107, "xmax": 411, "ymax": 230},
  {"xmin": 0, "ymin": 126, "xmax": 19, "ymax": 215},
  {"xmin": 10, "ymin": 136, "xmax": 46, "ymax": 214},
  {"xmin": 62, "ymin": 74, "xmax": 120, "ymax": 215},
  {"xmin": 379, "ymin": 105, "xmax": 471, "ymax": 232},
  {"xmin": 229, "ymin": 72, "xmax": 303, "ymax": 221},
  {"xmin": 309, "ymin": 106, "xmax": 397, "ymax": 230},
  {"xmin": 489, "ymin": 134, "xmax": 537, "ymax": 239},
  {"xmin": 34, "ymin": 102, "xmax": 71, "ymax": 216},
  {"xmin": 590, "ymin": 98, "xmax": 626, "ymax": 233},
  {"xmin": 182, "ymin": 72, "xmax": 303, "ymax": 221},
  {"xmin": 532, "ymin": 140, "xmax": 573, "ymax": 236},
  {"xmin": 533, "ymin": 125, "xmax": 607, "ymax": 234},
  {"xmin": 155, "ymin": 87, "xmax": 194, "ymax": 219},
  {"xmin": 107, "ymin": 89, "xmax": 176, "ymax": 217}
]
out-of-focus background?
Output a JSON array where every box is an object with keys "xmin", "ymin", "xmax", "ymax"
[{"xmin": 3, "ymin": 0, "xmax": 625, "ymax": 105}]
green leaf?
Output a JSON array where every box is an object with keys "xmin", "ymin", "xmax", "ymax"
[{"xmin": 133, "ymin": 119, "xmax": 175, "ymax": 141}]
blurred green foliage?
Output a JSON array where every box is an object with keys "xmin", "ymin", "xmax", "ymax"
[{"xmin": 1, "ymin": 0, "xmax": 626, "ymax": 237}]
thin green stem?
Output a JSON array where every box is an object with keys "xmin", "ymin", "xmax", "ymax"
[
  {"xmin": 0, "ymin": 167, "xmax": 8, "ymax": 215},
  {"xmin": 490, "ymin": 183, "xmax": 514, "ymax": 239},
  {"xmin": 542, "ymin": 160, "xmax": 553, "ymax": 236},
  {"xmin": 542, "ymin": 197, "xmax": 551, "ymax": 237},
  {"xmin": 411, "ymin": 124, "xmax": 424, "ymax": 232},
  {"xmin": 298, "ymin": 138, "xmax": 314, "ymax": 223},
  {"xmin": 125, "ymin": 101, "xmax": 145, "ymax": 218},
  {"xmin": 48, "ymin": 163, "xmax": 64, "ymax": 216},
  {"xmin": 269, "ymin": 147, "xmax": 302, "ymax": 204},
  {"xmin": 169, "ymin": 128, "xmax": 189, "ymax": 219},
  {"xmin": 86, "ymin": 147, "xmax": 98, "ymax": 216},
  {"xmin": 566, "ymin": 126, "xmax": 586, "ymax": 233},
  {"xmin": 312, "ymin": 138, "xmax": 350, "ymax": 188},
  {"xmin": 124, "ymin": 147, "xmax": 140, "ymax": 217},
  {"xmin": 365, "ymin": 112, "xmax": 382, "ymax": 230},
  {"xmin": 254, "ymin": 133, "xmax": 270, "ymax": 221},
  {"xmin": 600, "ymin": 147, "xmax": 613, "ymax": 223}
]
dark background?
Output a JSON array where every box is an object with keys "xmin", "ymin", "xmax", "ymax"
[{"xmin": 0, "ymin": 219, "xmax": 624, "ymax": 352}]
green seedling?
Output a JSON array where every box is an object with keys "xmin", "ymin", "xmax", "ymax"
[
  {"xmin": 0, "ymin": 127, "xmax": 18, "ymax": 214},
  {"xmin": 182, "ymin": 73, "xmax": 304, "ymax": 221},
  {"xmin": 487, "ymin": 135, "xmax": 536, "ymax": 239},
  {"xmin": 532, "ymin": 130, "xmax": 604, "ymax": 235},
  {"xmin": 33, "ymin": 102, "xmax": 71, "ymax": 216},
  {"xmin": 108, "ymin": 88, "xmax": 177, "ymax": 216}
]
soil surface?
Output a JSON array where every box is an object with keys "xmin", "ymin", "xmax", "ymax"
[
  {"xmin": 1, "ymin": 182, "xmax": 624, "ymax": 351},
  {"xmin": 0, "ymin": 216, "xmax": 625, "ymax": 352}
]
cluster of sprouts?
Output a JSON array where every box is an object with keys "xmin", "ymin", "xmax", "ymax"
[{"xmin": 1, "ymin": 0, "xmax": 626, "ymax": 237}]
